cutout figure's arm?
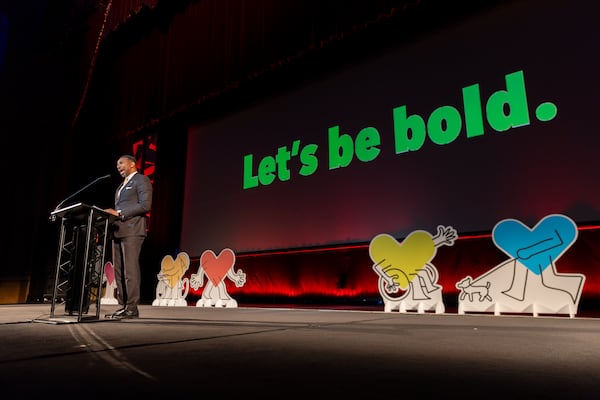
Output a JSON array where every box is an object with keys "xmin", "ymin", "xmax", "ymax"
[
  {"xmin": 190, "ymin": 267, "xmax": 205, "ymax": 290},
  {"xmin": 227, "ymin": 268, "xmax": 247, "ymax": 287},
  {"xmin": 372, "ymin": 263, "xmax": 400, "ymax": 292},
  {"xmin": 432, "ymin": 225, "xmax": 457, "ymax": 248}
]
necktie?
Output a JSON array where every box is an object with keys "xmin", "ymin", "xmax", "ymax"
[{"xmin": 117, "ymin": 177, "xmax": 129, "ymax": 199}]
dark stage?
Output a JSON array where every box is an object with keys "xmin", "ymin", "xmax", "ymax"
[{"xmin": 1, "ymin": 303, "xmax": 599, "ymax": 399}]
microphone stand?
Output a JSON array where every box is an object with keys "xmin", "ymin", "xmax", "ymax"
[{"xmin": 51, "ymin": 174, "xmax": 111, "ymax": 221}]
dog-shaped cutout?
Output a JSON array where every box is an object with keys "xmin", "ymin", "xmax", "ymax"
[{"xmin": 456, "ymin": 276, "xmax": 492, "ymax": 302}]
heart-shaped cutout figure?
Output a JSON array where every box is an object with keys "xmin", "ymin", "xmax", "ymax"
[
  {"xmin": 104, "ymin": 261, "xmax": 114, "ymax": 285},
  {"xmin": 201, "ymin": 248, "xmax": 236, "ymax": 287},
  {"xmin": 160, "ymin": 252, "xmax": 190, "ymax": 288},
  {"xmin": 369, "ymin": 231, "xmax": 435, "ymax": 289},
  {"xmin": 492, "ymin": 214, "xmax": 577, "ymax": 275}
]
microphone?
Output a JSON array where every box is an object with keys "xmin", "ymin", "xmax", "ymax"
[{"xmin": 52, "ymin": 174, "xmax": 111, "ymax": 217}]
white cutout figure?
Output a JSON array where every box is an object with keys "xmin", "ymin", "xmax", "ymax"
[
  {"xmin": 190, "ymin": 248, "xmax": 246, "ymax": 308},
  {"xmin": 456, "ymin": 214, "xmax": 586, "ymax": 317},
  {"xmin": 152, "ymin": 252, "xmax": 191, "ymax": 307},
  {"xmin": 370, "ymin": 225, "xmax": 457, "ymax": 314},
  {"xmin": 101, "ymin": 261, "xmax": 118, "ymax": 305}
]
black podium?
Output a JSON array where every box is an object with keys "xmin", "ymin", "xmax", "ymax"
[{"xmin": 40, "ymin": 203, "xmax": 117, "ymax": 323}]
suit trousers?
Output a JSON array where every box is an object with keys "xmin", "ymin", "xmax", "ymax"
[{"xmin": 112, "ymin": 235, "xmax": 145, "ymax": 311}]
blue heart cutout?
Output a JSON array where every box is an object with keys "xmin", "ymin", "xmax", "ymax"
[{"xmin": 492, "ymin": 214, "xmax": 577, "ymax": 275}]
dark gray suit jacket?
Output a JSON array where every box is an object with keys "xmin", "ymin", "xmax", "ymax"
[{"xmin": 113, "ymin": 172, "xmax": 153, "ymax": 239}]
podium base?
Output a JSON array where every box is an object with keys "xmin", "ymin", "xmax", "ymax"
[
  {"xmin": 32, "ymin": 312, "xmax": 109, "ymax": 324},
  {"xmin": 32, "ymin": 316, "xmax": 82, "ymax": 324}
]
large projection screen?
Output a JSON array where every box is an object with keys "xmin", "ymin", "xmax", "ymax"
[{"xmin": 180, "ymin": 0, "xmax": 600, "ymax": 256}]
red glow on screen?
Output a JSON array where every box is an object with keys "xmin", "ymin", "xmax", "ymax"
[{"xmin": 182, "ymin": 226, "xmax": 600, "ymax": 304}]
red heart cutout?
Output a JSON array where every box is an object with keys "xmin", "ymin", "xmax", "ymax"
[
  {"xmin": 201, "ymin": 248, "xmax": 235, "ymax": 286},
  {"xmin": 104, "ymin": 261, "xmax": 114, "ymax": 285}
]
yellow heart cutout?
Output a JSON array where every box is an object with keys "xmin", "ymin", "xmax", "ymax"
[
  {"xmin": 369, "ymin": 231, "xmax": 435, "ymax": 289},
  {"xmin": 160, "ymin": 252, "xmax": 190, "ymax": 288}
]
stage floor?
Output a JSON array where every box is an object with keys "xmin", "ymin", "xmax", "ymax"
[{"xmin": 1, "ymin": 303, "xmax": 599, "ymax": 398}]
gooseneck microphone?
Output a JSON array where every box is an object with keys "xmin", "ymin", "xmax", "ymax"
[{"xmin": 51, "ymin": 174, "xmax": 111, "ymax": 219}]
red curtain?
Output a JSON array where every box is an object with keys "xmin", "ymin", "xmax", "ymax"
[
  {"xmin": 75, "ymin": 0, "xmax": 420, "ymax": 140},
  {"xmin": 105, "ymin": 0, "xmax": 159, "ymax": 36}
]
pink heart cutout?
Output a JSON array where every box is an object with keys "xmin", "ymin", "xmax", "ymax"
[
  {"xmin": 104, "ymin": 261, "xmax": 114, "ymax": 285},
  {"xmin": 201, "ymin": 248, "xmax": 235, "ymax": 286}
]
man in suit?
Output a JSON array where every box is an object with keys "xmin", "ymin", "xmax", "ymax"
[{"xmin": 104, "ymin": 155, "xmax": 153, "ymax": 319}]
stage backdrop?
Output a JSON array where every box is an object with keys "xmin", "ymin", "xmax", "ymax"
[{"xmin": 181, "ymin": 0, "xmax": 600, "ymax": 259}]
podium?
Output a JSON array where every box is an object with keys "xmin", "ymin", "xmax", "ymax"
[{"xmin": 39, "ymin": 203, "xmax": 117, "ymax": 323}]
